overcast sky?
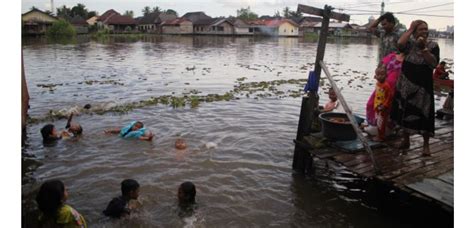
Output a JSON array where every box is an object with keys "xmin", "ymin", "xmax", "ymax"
[{"xmin": 22, "ymin": 0, "xmax": 454, "ymax": 30}]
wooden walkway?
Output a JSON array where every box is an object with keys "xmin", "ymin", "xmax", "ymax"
[{"xmin": 303, "ymin": 118, "xmax": 454, "ymax": 209}]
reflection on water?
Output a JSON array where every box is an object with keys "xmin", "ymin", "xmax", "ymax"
[{"xmin": 22, "ymin": 35, "xmax": 454, "ymax": 227}]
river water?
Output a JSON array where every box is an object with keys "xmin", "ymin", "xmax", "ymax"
[{"xmin": 22, "ymin": 35, "xmax": 454, "ymax": 227}]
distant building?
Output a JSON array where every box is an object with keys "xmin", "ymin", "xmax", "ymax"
[
  {"xmin": 193, "ymin": 18, "xmax": 235, "ymax": 35},
  {"xmin": 138, "ymin": 12, "xmax": 177, "ymax": 33},
  {"xmin": 161, "ymin": 18, "xmax": 193, "ymax": 35},
  {"xmin": 22, "ymin": 8, "xmax": 58, "ymax": 35},
  {"xmin": 248, "ymin": 19, "xmax": 299, "ymax": 37},
  {"xmin": 87, "ymin": 16, "xmax": 98, "ymax": 26},
  {"xmin": 68, "ymin": 15, "xmax": 89, "ymax": 34},
  {"xmin": 182, "ymin": 12, "xmax": 212, "ymax": 23},
  {"xmin": 230, "ymin": 18, "xmax": 254, "ymax": 36},
  {"xmin": 97, "ymin": 9, "xmax": 136, "ymax": 32}
]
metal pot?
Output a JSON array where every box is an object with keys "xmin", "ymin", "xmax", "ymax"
[{"xmin": 319, "ymin": 112, "xmax": 359, "ymax": 141}]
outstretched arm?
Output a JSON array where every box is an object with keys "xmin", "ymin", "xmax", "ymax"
[
  {"xmin": 139, "ymin": 131, "xmax": 154, "ymax": 141},
  {"xmin": 367, "ymin": 17, "xmax": 381, "ymax": 37},
  {"xmin": 104, "ymin": 128, "xmax": 121, "ymax": 134}
]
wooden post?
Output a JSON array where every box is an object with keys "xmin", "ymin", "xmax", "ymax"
[
  {"xmin": 292, "ymin": 4, "xmax": 350, "ymax": 174},
  {"xmin": 22, "ymin": 51, "xmax": 29, "ymax": 145}
]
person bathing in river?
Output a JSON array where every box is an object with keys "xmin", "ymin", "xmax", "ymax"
[
  {"xmin": 177, "ymin": 181, "xmax": 197, "ymax": 217},
  {"xmin": 433, "ymin": 61, "xmax": 450, "ymax": 80},
  {"xmin": 104, "ymin": 121, "xmax": 154, "ymax": 141},
  {"xmin": 103, "ymin": 179, "xmax": 141, "ymax": 218},
  {"xmin": 40, "ymin": 115, "xmax": 83, "ymax": 144},
  {"xmin": 372, "ymin": 66, "xmax": 393, "ymax": 142},
  {"xmin": 35, "ymin": 180, "xmax": 87, "ymax": 228}
]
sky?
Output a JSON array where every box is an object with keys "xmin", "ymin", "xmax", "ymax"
[{"xmin": 21, "ymin": 0, "xmax": 454, "ymax": 31}]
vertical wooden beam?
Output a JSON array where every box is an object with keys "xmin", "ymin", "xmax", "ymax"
[{"xmin": 22, "ymin": 51, "xmax": 29, "ymax": 144}]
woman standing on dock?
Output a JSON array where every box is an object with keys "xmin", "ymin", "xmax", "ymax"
[{"xmin": 391, "ymin": 20, "xmax": 439, "ymax": 156}]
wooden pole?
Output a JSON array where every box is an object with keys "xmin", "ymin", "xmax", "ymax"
[
  {"xmin": 320, "ymin": 60, "xmax": 380, "ymax": 174},
  {"xmin": 22, "ymin": 51, "xmax": 29, "ymax": 145}
]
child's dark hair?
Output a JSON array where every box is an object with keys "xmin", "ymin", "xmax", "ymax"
[
  {"xmin": 440, "ymin": 61, "xmax": 446, "ymax": 65},
  {"xmin": 380, "ymin": 12, "xmax": 396, "ymax": 24},
  {"xmin": 35, "ymin": 180, "xmax": 65, "ymax": 218},
  {"xmin": 41, "ymin": 124, "xmax": 56, "ymax": 142},
  {"xmin": 179, "ymin": 181, "xmax": 196, "ymax": 204},
  {"xmin": 121, "ymin": 179, "xmax": 140, "ymax": 196}
]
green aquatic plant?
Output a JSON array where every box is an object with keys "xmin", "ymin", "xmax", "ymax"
[
  {"xmin": 190, "ymin": 96, "xmax": 200, "ymax": 108},
  {"xmin": 46, "ymin": 19, "xmax": 76, "ymax": 39}
]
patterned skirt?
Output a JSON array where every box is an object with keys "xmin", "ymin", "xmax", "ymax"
[{"xmin": 390, "ymin": 61, "xmax": 435, "ymax": 136}]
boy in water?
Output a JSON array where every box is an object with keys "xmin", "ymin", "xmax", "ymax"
[
  {"xmin": 373, "ymin": 65, "xmax": 392, "ymax": 142},
  {"xmin": 104, "ymin": 121, "xmax": 154, "ymax": 141},
  {"xmin": 40, "ymin": 113, "xmax": 83, "ymax": 143},
  {"xmin": 321, "ymin": 87, "xmax": 340, "ymax": 113},
  {"xmin": 103, "ymin": 179, "xmax": 141, "ymax": 218}
]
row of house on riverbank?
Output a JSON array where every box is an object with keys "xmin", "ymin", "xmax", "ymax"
[{"xmin": 25, "ymin": 8, "xmax": 440, "ymax": 38}]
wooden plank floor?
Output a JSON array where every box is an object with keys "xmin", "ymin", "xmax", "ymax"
[{"xmin": 307, "ymin": 118, "xmax": 454, "ymax": 208}]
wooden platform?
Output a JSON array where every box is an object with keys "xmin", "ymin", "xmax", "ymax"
[{"xmin": 303, "ymin": 118, "xmax": 454, "ymax": 209}]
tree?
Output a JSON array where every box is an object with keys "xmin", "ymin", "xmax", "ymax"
[
  {"xmin": 274, "ymin": 10, "xmax": 281, "ymax": 18},
  {"xmin": 71, "ymin": 3, "xmax": 87, "ymax": 18},
  {"xmin": 165, "ymin": 9, "xmax": 178, "ymax": 16},
  {"xmin": 283, "ymin": 7, "xmax": 290, "ymax": 18},
  {"xmin": 142, "ymin": 6, "xmax": 151, "ymax": 16},
  {"xmin": 87, "ymin": 11, "xmax": 98, "ymax": 19},
  {"xmin": 46, "ymin": 19, "xmax": 76, "ymax": 39},
  {"xmin": 152, "ymin": 6, "xmax": 161, "ymax": 14},
  {"xmin": 124, "ymin": 10, "xmax": 134, "ymax": 18},
  {"xmin": 56, "ymin": 5, "xmax": 71, "ymax": 18},
  {"xmin": 236, "ymin": 7, "xmax": 258, "ymax": 20},
  {"xmin": 289, "ymin": 10, "xmax": 302, "ymax": 18},
  {"xmin": 30, "ymin": 6, "xmax": 38, "ymax": 11},
  {"xmin": 44, "ymin": 10, "xmax": 53, "ymax": 16}
]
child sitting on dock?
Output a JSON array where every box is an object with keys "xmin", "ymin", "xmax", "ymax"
[
  {"xmin": 321, "ymin": 87, "xmax": 342, "ymax": 112},
  {"xmin": 35, "ymin": 180, "xmax": 87, "ymax": 228},
  {"xmin": 104, "ymin": 121, "xmax": 154, "ymax": 141},
  {"xmin": 372, "ymin": 65, "xmax": 392, "ymax": 142},
  {"xmin": 103, "ymin": 179, "xmax": 141, "ymax": 218}
]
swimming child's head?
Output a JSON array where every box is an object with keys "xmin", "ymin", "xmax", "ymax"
[
  {"xmin": 375, "ymin": 65, "xmax": 387, "ymax": 83},
  {"xmin": 35, "ymin": 180, "xmax": 67, "ymax": 217},
  {"xmin": 68, "ymin": 123, "xmax": 83, "ymax": 136},
  {"xmin": 131, "ymin": 122, "xmax": 144, "ymax": 131},
  {"xmin": 41, "ymin": 124, "xmax": 58, "ymax": 142},
  {"xmin": 328, "ymin": 88, "xmax": 337, "ymax": 102},
  {"xmin": 178, "ymin": 181, "xmax": 196, "ymax": 205},
  {"xmin": 121, "ymin": 179, "xmax": 140, "ymax": 200},
  {"xmin": 175, "ymin": 138, "xmax": 187, "ymax": 150},
  {"xmin": 439, "ymin": 61, "xmax": 446, "ymax": 67}
]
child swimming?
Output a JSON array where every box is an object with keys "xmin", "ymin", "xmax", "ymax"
[
  {"xmin": 103, "ymin": 179, "xmax": 141, "ymax": 218},
  {"xmin": 104, "ymin": 121, "xmax": 154, "ymax": 141},
  {"xmin": 35, "ymin": 180, "xmax": 87, "ymax": 228}
]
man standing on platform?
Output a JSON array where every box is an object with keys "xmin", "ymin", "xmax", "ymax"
[{"xmin": 368, "ymin": 12, "xmax": 405, "ymax": 62}]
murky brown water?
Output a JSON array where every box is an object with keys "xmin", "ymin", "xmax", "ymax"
[{"xmin": 22, "ymin": 35, "xmax": 454, "ymax": 227}]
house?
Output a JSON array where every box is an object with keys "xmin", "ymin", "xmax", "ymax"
[
  {"xmin": 22, "ymin": 8, "xmax": 58, "ymax": 35},
  {"xmin": 96, "ymin": 9, "xmax": 119, "ymax": 29},
  {"xmin": 299, "ymin": 20, "xmax": 320, "ymax": 36},
  {"xmin": 230, "ymin": 18, "xmax": 254, "ymax": 36},
  {"xmin": 193, "ymin": 18, "xmax": 235, "ymax": 35},
  {"xmin": 97, "ymin": 10, "xmax": 136, "ymax": 32},
  {"xmin": 86, "ymin": 16, "xmax": 98, "ymax": 26},
  {"xmin": 138, "ymin": 12, "xmax": 177, "ymax": 33},
  {"xmin": 161, "ymin": 18, "xmax": 193, "ymax": 35},
  {"xmin": 69, "ymin": 15, "xmax": 89, "ymax": 34},
  {"xmin": 248, "ymin": 19, "xmax": 299, "ymax": 37},
  {"xmin": 312, "ymin": 22, "xmax": 354, "ymax": 37},
  {"xmin": 182, "ymin": 12, "xmax": 212, "ymax": 23}
]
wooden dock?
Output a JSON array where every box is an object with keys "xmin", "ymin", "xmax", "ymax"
[{"xmin": 301, "ymin": 118, "xmax": 454, "ymax": 210}]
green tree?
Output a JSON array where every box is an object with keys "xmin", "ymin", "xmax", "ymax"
[
  {"xmin": 56, "ymin": 5, "xmax": 71, "ymax": 18},
  {"xmin": 152, "ymin": 6, "xmax": 161, "ymax": 13},
  {"xmin": 289, "ymin": 10, "xmax": 302, "ymax": 18},
  {"xmin": 30, "ymin": 6, "xmax": 38, "ymax": 11},
  {"xmin": 124, "ymin": 10, "xmax": 134, "ymax": 18},
  {"xmin": 236, "ymin": 7, "xmax": 258, "ymax": 20},
  {"xmin": 46, "ymin": 19, "xmax": 76, "ymax": 39},
  {"xmin": 274, "ymin": 10, "xmax": 281, "ymax": 18},
  {"xmin": 283, "ymin": 7, "xmax": 290, "ymax": 18},
  {"xmin": 71, "ymin": 3, "xmax": 87, "ymax": 18},
  {"xmin": 87, "ymin": 11, "xmax": 98, "ymax": 19},
  {"xmin": 142, "ymin": 6, "xmax": 151, "ymax": 16},
  {"xmin": 165, "ymin": 9, "xmax": 178, "ymax": 16}
]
